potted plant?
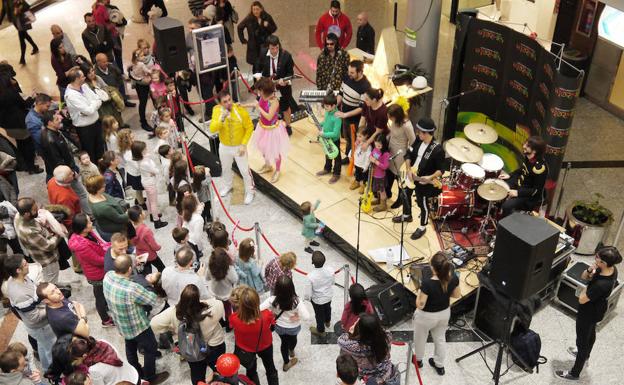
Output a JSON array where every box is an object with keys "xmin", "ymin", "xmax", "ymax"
[{"xmin": 566, "ymin": 193, "xmax": 614, "ymax": 255}]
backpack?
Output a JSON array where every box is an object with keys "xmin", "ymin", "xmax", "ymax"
[
  {"xmin": 510, "ymin": 328, "xmax": 547, "ymax": 372},
  {"xmin": 178, "ymin": 320, "xmax": 208, "ymax": 362}
]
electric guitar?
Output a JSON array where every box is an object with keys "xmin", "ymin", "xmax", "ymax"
[
  {"xmin": 398, "ymin": 162, "xmax": 442, "ymax": 190},
  {"xmin": 304, "ymin": 103, "xmax": 339, "ymax": 159},
  {"xmin": 360, "ymin": 164, "xmax": 375, "ymax": 213}
]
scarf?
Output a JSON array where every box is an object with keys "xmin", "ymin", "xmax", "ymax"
[{"xmin": 83, "ymin": 340, "xmax": 123, "ymax": 368}]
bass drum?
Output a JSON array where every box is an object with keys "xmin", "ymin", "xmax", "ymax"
[{"xmin": 436, "ymin": 186, "xmax": 475, "ymax": 218}]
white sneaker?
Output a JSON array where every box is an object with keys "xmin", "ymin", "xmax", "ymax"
[
  {"xmin": 220, "ymin": 186, "xmax": 233, "ymax": 197},
  {"xmin": 244, "ymin": 192, "xmax": 254, "ymax": 205}
]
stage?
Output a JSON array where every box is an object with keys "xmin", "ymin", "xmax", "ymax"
[{"xmin": 246, "ymin": 117, "xmax": 485, "ymax": 307}]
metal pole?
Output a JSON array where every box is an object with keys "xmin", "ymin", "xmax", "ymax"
[
  {"xmin": 405, "ymin": 341, "xmax": 413, "ymax": 385},
  {"xmin": 254, "ymin": 222, "xmax": 262, "ymax": 263},
  {"xmin": 613, "ymin": 210, "xmax": 624, "ymax": 247},
  {"xmin": 343, "ymin": 264, "xmax": 350, "ymax": 307}
]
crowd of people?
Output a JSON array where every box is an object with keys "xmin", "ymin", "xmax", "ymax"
[{"xmin": 0, "ymin": 1, "xmax": 620, "ymax": 385}]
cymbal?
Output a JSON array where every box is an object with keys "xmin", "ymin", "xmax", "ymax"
[
  {"xmin": 464, "ymin": 123, "xmax": 498, "ymax": 144},
  {"xmin": 444, "ymin": 138, "xmax": 484, "ymax": 163},
  {"xmin": 477, "ymin": 181, "xmax": 509, "ymax": 201}
]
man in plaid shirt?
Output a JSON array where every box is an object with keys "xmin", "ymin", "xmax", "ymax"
[
  {"xmin": 103, "ymin": 254, "xmax": 170, "ymax": 385},
  {"xmin": 14, "ymin": 197, "xmax": 61, "ymax": 284}
]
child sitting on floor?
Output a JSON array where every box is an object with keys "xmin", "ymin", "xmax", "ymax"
[{"xmin": 301, "ymin": 200, "xmax": 321, "ymax": 254}]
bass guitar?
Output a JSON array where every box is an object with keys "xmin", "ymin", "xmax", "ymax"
[
  {"xmin": 360, "ymin": 164, "xmax": 375, "ymax": 213},
  {"xmin": 304, "ymin": 103, "xmax": 339, "ymax": 159},
  {"xmin": 398, "ymin": 161, "xmax": 442, "ymax": 190}
]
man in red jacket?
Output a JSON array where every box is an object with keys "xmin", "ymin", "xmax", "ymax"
[
  {"xmin": 47, "ymin": 165, "xmax": 81, "ymax": 229},
  {"xmin": 315, "ymin": 0, "xmax": 352, "ymax": 49}
]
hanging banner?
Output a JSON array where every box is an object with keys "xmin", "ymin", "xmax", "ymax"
[{"xmin": 444, "ymin": 17, "xmax": 583, "ymax": 208}]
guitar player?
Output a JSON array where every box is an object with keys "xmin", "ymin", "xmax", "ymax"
[
  {"xmin": 392, "ymin": 118, "xmax": 445, "ymax": 240},
  {"xmin": 257, "ymin": 34, "xmax": 296, "ymax": 135}
]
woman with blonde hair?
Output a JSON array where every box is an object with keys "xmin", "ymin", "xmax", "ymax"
[{"xmin": 229, "ymin": 286, "xmax": 279, "ymax": 385}]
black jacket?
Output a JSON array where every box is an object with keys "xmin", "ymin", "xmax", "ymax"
[
  {"xmin": 356, "ymin": 23, "xmax": 375, "ymax": 55},
  {"xmin": 406, "ymin": 138, "xmax": 445, "ymax": 195},
  {"xmin": 40, "ymin": 128, "xmax": 78, "ymax": 176},
  {"xmin": 258, "ymin": 48, "xmax": 294, "ymax": 82},
  {"xmin": 81, "ymin": 26, "xmax": 115, "ymax": 62},
  {"xmin": 509, "ymin": 156, "xmax": 548, "ymax": 200},
  {"xmin": 237, "ymin": 12, "xmax": 277, "ymax": 65}
]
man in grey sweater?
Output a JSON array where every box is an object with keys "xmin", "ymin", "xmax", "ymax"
[
  {"xmin": 161, "ymin": 246, "xmax": 211, "ymax": 306},
  {"xmin": 4, "ymin": 254, "xmax": 57, "ymax": 372}
]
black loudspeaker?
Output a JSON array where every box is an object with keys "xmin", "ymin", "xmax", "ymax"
[
  {"xmin": 189, "ymin": 142, "xmax": 222, "ymax": 177},
  {"xmin": 152, "ymin": 17, "xmax": 188, "ymax": 74},
  {"xmin": 490, "ymin": 213, "xmax": 559, "ymax": 301},
  {"xmin": 366, "ymin": 282, "xmax": 414, "ymax": 326}
]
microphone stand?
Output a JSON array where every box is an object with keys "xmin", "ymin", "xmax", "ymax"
[
  {"xmin": 355, "ymin": 196, "xmax": 362, "ymax": 283},
  {"xmin": 390, "ymin": 154, "xmax": 407, "ymax": 286},
  {"xmin": 437, "ymin": 88, "xmax": 480, "ymax": 138}
]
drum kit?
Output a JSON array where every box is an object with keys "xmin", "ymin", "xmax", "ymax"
[{"xmin": 434, "ymin": 123, "xmax": 510, "ymax": 236}]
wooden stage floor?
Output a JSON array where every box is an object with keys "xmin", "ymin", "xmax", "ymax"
[{"xmin": 247, "ymin": 118, "xmax": 481, "ymax": 305}]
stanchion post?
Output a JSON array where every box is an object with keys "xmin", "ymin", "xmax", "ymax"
[
  {"xmin": 343, "ymin": 264, "xmax": 350, "ymax": 306},
  {"xmin": 405, "ymin": 341, "xmax": 412, "ymax": 385},
  {"xmin": 254, "ymin": 222, "xmax": 262, "ymax": 263}
]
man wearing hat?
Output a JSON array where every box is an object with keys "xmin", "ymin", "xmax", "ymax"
[{"xmin": 392, "ymin": 118, "xmax": 445, "ymax": 240}]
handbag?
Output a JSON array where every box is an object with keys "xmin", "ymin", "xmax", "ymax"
[
  {"xmin": 24, "ymin": 11, "xmax": 36, "ymax": 24},
  {"xmin": 105, "ymin": 86, "xmax": 125, "ymax": 112}
]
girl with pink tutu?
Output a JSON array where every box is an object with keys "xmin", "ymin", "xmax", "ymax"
[{"xmin": 253, "ymin": 77, "xmax": 290, "ymax": 183}]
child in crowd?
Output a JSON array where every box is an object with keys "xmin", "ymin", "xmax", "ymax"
[
  {"xmin": 175, "ymin": 183, "xmax": 193, "ymax": 227},
  {"xmin": 191, "ymin": 165, "xmax": 212, "ymax": 224},
  {"xmin": 369, "ymin": 134, "xmax": 390, "ymax": 212},
  {"xmin": 157, "ymin": 106, "xmax": 178, "ymax": 149},
  {"xmin": 137, "ymin": 38, "xmax": 156, "ymax": 66},
  {"xmin": 350, "ymin": 129, "xmax": 372, "ymax": 194},
  {"xmin": 301, "ymin": 200, "xmax": 320, "ymax": 254},
  {"xmin": 77, "ymin": 151, "xmax": 100, "ymax": 185},
  {"xmin": 132, "ymin": 140, "xmax": 168, "ymax": 229},
  {"xmin": 128, "ymin": 205, "xmax": 165, "ymax": 272},
  {"xmin": 157, "ymin": 144, "xmax": 172, "ymax": 197},
  {"xmin": 172, "ymin": 226, "xmax": 201, "ymax": 268},
  {"xmin": 154, "ymin": 126, "xmax": 170, "ymax": 156},
  {"xmin": 149, "ymin": 68, "xmax": 167, "ymax": 105},
  {"xmin": 235, "ymin": 238, "xmax": 265, "ymax": 293},
  {"xmin": 119, "ymin": 128, "xmax": 146, "ymax": 208},
  {"xmin": 340, "ymin": 283, "xmax": 374, "ymax": 332},
  {"xmin": 5, "ymin": 341, "xmax": 44, "ymax": 385},
  {"xmin": 253, "ymin": 77, "xmax": 290, "ymax": 183},
  {"xmin": 65, "ymin": 372, "xmax": 91, "ymax": 385},
  {"xmin": 260, "ymin": 275, "xmax": 310, "ymax": 371},
  {"xmin": 315, "ymin": 93, "xmax": 342, "ymax": 184},
  {"xmin": 336, "ymin": 354, "xmax": 363, "ymax": 385},
  {"xmin": 306, "ymin": 251, "xmax": 335, "ymax": 337},
  {"xmin": 102, "ymin": 115, "xmax": 120, "ymax": 155},
  {"xmin": 164, "ymin": 77, "xmax": 181, "ymax": 116},
  {"xmin": 182, "ymin": 194, "xmax": 206, "ymax": 254},
  {"xmin": 208, "ymin": 221, "xmax": 234, "ymax": 262},
  {"xmin": 207, "ymin": 247, "xmax": 238, "ymax": 329}
]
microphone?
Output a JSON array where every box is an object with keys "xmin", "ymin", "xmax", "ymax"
[
  {"xmin": 441, "ymin": 83, "xmax": 480, "ymax": 104},
  {"xmin": 390, "ymin": 149, "xmax": 403, "ymax": 161}
]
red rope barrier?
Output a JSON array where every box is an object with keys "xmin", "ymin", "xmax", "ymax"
[
  {"xmin": 293, "ymin": 62, "xmax": 316, "ymax": 85},
  {"xmin": 210, "ymin": 180, "xmax": 255, "ymax": 232}
]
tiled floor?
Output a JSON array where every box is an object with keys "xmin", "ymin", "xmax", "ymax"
[{"xmin": 0, "ymin": 1, "xmax": 623, "ymax": 384}]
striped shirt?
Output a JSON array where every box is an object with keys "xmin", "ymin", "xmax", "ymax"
[
  {"xmin": 103, "ymin": 271, "xmax": 157, "ymax": 339},
  {"xmin": 338, "ymin": 75, "xmax": 371, "ymax": 113}
]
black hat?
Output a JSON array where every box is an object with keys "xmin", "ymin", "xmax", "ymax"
[{"xmin": 416, "ymin": 118, "xmax": 435, "ymax": 133}]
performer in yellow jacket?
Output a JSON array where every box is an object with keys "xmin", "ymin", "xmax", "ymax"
[{"xmin": 209, "ymin": 90, "xmax": 255, "ymax": 205}]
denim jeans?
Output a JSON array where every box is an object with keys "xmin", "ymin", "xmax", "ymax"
[
  {"xmin": 125, "ymin": 328, "xmax": 159, "ymax": 381},
  {"xmin": 24, "ymin": 324, "xmax": 56, "ymax": 371}
]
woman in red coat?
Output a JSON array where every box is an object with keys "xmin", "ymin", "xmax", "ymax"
[{"xmin": 68, "ymin": 213, "xmax": 115, "ymax": 327}]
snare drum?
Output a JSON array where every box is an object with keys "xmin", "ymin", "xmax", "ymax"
[
  {"xmin": 457, "ymin": 163, "xmax": 485, "ymax": 190},
  {"xmin": 478, "ymin": 153, "xmax": 504, "ymax": 179},
  {"xmin": 436, "ymin": 186, "xmax": 475, "ymax": 218}
]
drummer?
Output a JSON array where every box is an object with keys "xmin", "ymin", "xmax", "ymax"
[
  {"xmin": 499, "ymin": 136, "xmax": 548, "ymax": 216},
  {"xmin": 392, "ymin": 118, "xmax": 445, "ymax": 241}
]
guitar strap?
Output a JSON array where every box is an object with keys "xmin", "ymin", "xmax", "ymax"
[{"xmin": 417, "ymin": 141, "xmax": 438, "ymax": 175}]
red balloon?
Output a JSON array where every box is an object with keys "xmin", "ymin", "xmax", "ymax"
[{"xmin": 216, "ymin": 353, "xmax": 240, "ymax": 377}]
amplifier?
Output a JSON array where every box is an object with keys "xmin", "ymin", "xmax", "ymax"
[{"xmin": 556, "ymin": 261, "xmax": 623, "ymax": 325}]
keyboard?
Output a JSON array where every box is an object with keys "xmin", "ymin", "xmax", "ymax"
[{"xmin": 299, "ymin": 89, "xmax": 338, "ymax": 103}]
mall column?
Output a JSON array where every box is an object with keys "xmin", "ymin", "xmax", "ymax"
[{"xmin": 403, "ymin": 0, "xmax": 442, "ymax": 116}]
